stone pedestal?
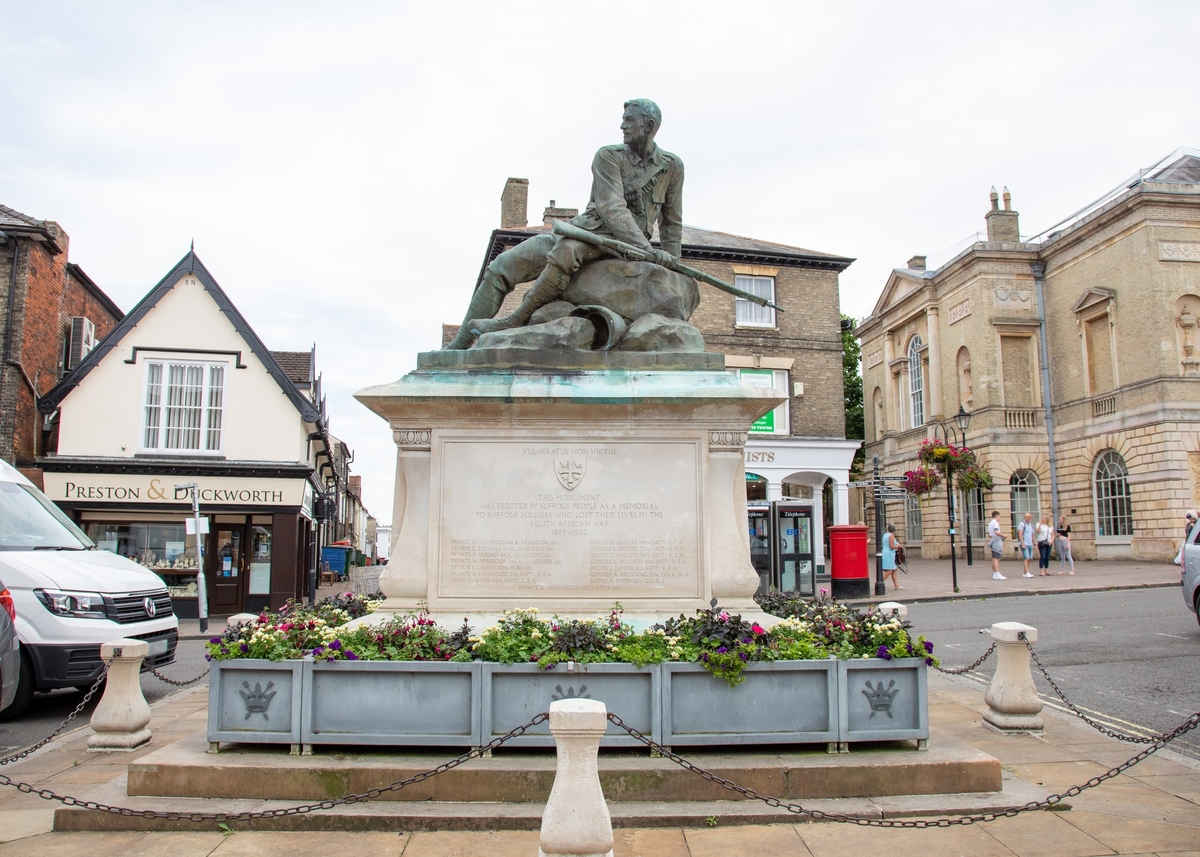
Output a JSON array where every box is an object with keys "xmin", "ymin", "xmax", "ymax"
[
  {"xmin": 539, "ymin": 698, "xmax": 613, "ymax": 857},
  {"xmin": 983, "ymin": 622, "xmax": 1044, "ymax": 733},
  {"xmin": 88, "ymin": 639, "xmax": 152, "ymax": 752},
  {"xmin": 355, "ymin": 358, "xmax": 783, "ymax": 625}
]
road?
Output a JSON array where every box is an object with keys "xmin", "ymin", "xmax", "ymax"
[
  {"xmin": 0, "ymin": 637, "xmax": 210, "ymax": 756},
  {"xmin": 907, "ymin": 586, "xmax": 1200, "ymax": 762}
]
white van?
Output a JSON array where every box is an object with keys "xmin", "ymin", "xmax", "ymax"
[{"xmin": 0, "ymin": 460, "xmax": 178, "ymax": 719}]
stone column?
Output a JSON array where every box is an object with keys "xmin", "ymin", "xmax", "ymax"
[
  {"xmin": 831, "ymin": 480, "xmax": 849, "ymax": 525},
  {"xmin": 379, "ymin": 428, "xmax": 431, "ymax": 608},
  {"xmin": 708, "ymin": 431, "xmax": 758, "ymax": 609},
  {"xmin": 926, "ymin": 306, "xmax": 943, "ymax": 421},
  {"xmin": 983, "ymin": 622, "xmax": 1044, "ymax": 733},
  {"xmin": 87, "ymin": 639, "xmax": 152, "ymax": 752},
  {"xmin": 809, "ymin": 490, "xmax": 826, "ymax": 576},
  {"xmin": 766, "ymin": 479, "xmax": 784, "ymax": 502},
  {"xmin": 539, "ymin": 698, "xmax": 613, "ymax": 857}
]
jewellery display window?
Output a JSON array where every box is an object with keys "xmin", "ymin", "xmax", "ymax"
[{"xmin": 85, "ymin": 521, "xmax": 201, "ymax": 600}]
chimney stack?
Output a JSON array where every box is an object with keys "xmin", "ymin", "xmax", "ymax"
[
  {"xmin": 907, "ymin": 255, "xmax": 927, "ymax": 272},
  {"xmin": 985, "ymin": 186, "xmax": 1020, "ymax": 242},
  {"xmin": 500, "ymin": 177, "xmax": 529, "ymax": 228},
  {"xmin": 542, "ymin": 199, "xmax": 580, "ymax": 227}
]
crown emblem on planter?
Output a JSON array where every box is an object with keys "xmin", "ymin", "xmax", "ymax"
[
  {"xmin": 555, "ymin": 458, "xmax": 586, "ymax": 491},
  {"xmin": 238, "ymin": 680, "xmax": 277, "ymax": 720},
  {"xmin": 861, "ymin": 679, "xmax": 899, "ymax": 718},
  {"xmin": 552, "ymin": 684, "xmax": 590, "ymax": 701}
]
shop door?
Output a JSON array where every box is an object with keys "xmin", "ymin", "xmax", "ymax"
[
  {"xmin": 747, "ymin": 504, "xmax": 772, "ymax": 597},
  {"xmin": 775, "ymin": 504, "xmax": 815, "ymax": 597},
  {"xmin": 210, "ymin": 525, "xmax": 246, "ymax": 614}
]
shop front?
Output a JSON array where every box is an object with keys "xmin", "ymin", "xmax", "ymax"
[{"xmin": 41, "ymin": 467, "xmax": 316, "ymax": 618}]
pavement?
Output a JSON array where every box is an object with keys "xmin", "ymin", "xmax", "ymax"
[
  {"xmin": 6, "ymin": 559, "xmax": 1193, "ymax": 855},
  {"xmin": 846, "ymin": 554, "xmax": 1182, "ymax": 607}
]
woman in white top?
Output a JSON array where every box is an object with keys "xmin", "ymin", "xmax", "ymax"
[{"xmin": 1036, "ymin": 515, "xmax": 1054, "ymax": 576}]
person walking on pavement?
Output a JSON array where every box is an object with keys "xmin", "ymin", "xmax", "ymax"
[
  {"xmin": 1017, "ymin": 512, "xmax": 1035, "ymax": 578},
  {"xmin": 881, "ymin": 523, "xmax": 903, "ymax": 591},
  {"xmin": 1057, "ymin": 515, "xmax": 1075, "ymax": 575},
  {"xmin": 987, "ymin": 510, "xmax": 1007, "ymax": 580},
  {"xmin": 1036, "ymin": 515, "xmax": 1054, "ymax": 576}
]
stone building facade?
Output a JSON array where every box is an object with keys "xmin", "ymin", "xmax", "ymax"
[
  {"xmin": 446, "ymin": 178, "xmax": 860, "ymax": 576},
  {"xmin": 0, "ymin": 205, "xmax": 122, "ymax": 474},
  {"xmin": 856, "ymin": 148, "xmax": 1200, "ymax": 562}
]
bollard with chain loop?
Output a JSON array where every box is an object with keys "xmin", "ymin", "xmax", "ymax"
[
  {"xmin": 0, "ymin": 711, "xmax": 549, "ymax": 825},
  {"xmin": 605, "ymin": 709, "xmax": 1200, "ymax": 828}
]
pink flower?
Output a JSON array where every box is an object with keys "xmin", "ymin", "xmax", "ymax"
[{"xmin": 751, "ymin": 623, "xmax": 765, "ymax": 635}]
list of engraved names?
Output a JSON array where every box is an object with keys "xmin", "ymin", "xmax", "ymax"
[{"xmin": 437, "ymin": 440, "xmax": 701, "ymax": 599}]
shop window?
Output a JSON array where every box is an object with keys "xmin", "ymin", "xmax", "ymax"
[
  {"xmin": 730, "ymin": 368, "xmax": 790, "ymax": 434},
  {"xmin": 1093, "ymin": 450, "xmax": 1133, "ymax": 538},
  {"xmin": 143, "ymin": 361, "xmax": 226, "ymax": 453},
  {"xmin": 904, "ymin": 494, "xmax": 922, "ymax": 543},
  {"xmin": 908, "ymin": 336, "xmax": 924, "ymax": 427},
  {"xmin": 1008, "ymin": 470, "xmax": 1040, "ymax": 535},
  {"xmin": 734, "ymin": 276, "xmax": 776, "ymax": 327},
  {"xmin": 85, "ymin": 521, "xmax": 200, "ymax": 600}
]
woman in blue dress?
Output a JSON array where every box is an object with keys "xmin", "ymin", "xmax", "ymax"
[{"xmin": 881, "ymin": 523, "xmax": 903, "ymax": 591}]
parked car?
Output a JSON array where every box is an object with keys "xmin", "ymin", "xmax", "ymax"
[
  {"xmin": 0, "ymin": 577, "xmax": 18, "ymax": 716},
  {"xmin": 1183, "ymin": 522, "xmax": 1200, "ymax": 629},
  {"xmin": 0, "ymin": 460, "xmax": 178, "ymax": 720}
]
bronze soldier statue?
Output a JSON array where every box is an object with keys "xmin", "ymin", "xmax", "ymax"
[{"xmin": 444, "ymin": 98, "xmax": 684, "ymax": 350}]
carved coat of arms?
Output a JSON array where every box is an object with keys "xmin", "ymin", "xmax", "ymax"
[{"xmin": 555, "ymin": 458, "xmax": 586, "ymax": 490}]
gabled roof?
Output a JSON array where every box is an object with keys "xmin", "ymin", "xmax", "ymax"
[
  {"xmin": 865, "ymin": 267, "xmax": 931, "ymax": 320},
  {"xmin": 270, "ymin": 349, "xmax": 314, "ymax": 389},
  {"xmin": 65, "ymin": 262, "xmax": 124, "ymax": 322},
  {"xmin": 39, "ymin": 250, "xmax": 321, "ymax": 423}
]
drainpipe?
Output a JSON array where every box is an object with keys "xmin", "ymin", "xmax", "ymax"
[{"xmin": 1031, "ymin": 263, "xmax": 1060, "ymax": 526}]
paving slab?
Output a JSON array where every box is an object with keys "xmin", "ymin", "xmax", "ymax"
[
  {"xmin": 980, "ymin": 812, "xmax": 1115, "ymax": 857},
  {"xmin": 682, "ymin": 823, "xmax": 810, "ymax": 855},
  {"xmin": 613, "ymin": 827, "xmax": 691, "ymax": 857},
  {"xmin": 398, "ymin": 829, "xmax": 539, "ymax": 856},
  {"xmin": 1060, "ymin": 809, "xmax": 1200, "ymax": 852},
  {"xmin": 209, "ymin": 830, "xmax": 405, "ymax": 856},
  {"xmin": 794, "ymin": 818, "xmax": 1019, "ymax": 857}
]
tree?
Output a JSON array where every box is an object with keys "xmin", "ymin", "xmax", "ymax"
[{"xmin": 842, "ymin": 313, "xmax": 865, "ymax": 474}]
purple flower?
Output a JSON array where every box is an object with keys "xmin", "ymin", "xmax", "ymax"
[
  {"xmin": 312, "ymin": 645, "xmax": 325, "ymax": 655},
  {"xmin": 220, "ymin": 646, "xmax": 229, "ymax": 655},
  {"xmin": 209, "ymin": 637, "xmax": 221, "ymax": 644},
  {"xmin": 925, "ymin": 657, "xmax": 934, "ymax": 666},
  {"xmin": 239, "ymin": 642, "xmax": 249, "ymax": 653},
  {"xmin": 738, "ymin": 652, "xmax": 748, "ymax": 661},
  {"xmin": 330, "ymin": 639, "xmax": 342, "ymax": 650},
  {"xmin": 716, "ymin": 646, "xmax": 728, "ymax": 654},
  {"xmin": 345, "ymin": 651, "xmax": 359, "ymax": 661},
  {"xmin": 204, "ymin": 653, "xmax": 212, "ymax": 661},
  {"xmin": 923, "ymin": 640, "xmax": 934, "ymax": 654},
  {"xmin": 876, "ymin": 644, "xmax": 892, "ymax": 661}
]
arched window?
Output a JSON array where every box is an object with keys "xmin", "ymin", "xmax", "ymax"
[
  {"xmin": 904, "ymin": 494, "xmax": 923, "ymax": 543},
  {"xmin": 1094, "ymin": 451, "xmax": 1133, "ymax": 537},
  {"xmin": 1008, "ymin": 470, "xmax": 1040, "ymax": 534},
  {"xmin": 908, "ymin": 336, "xmax": 925, "ymax": 427}
]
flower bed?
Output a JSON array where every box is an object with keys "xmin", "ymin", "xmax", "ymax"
[{"xmin": 206, "ymin": 595, "xmax": 935, "ymax": 749}]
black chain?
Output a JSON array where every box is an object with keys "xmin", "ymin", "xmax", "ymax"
[
  {"xmin": 1025, "ymin": 642, "xmax": 1163, "ymax": 744},
  {"xmin": 932, "ymin": 642, "xmax": 996, "ymax": 675},
  {"xmin": 606, "ymin": 709, "xmax": 1200, "ymax": 828},
  {"xmin": 0, "ymin": 660, "xmax": 112, "ymax": 767},
  {"xmin": 149, "ymin": 667, "xmax": 210, "ymax": 687},
  {"xmin": 0, "ymin": 712, "xmax": 548, "ymax": 823}
]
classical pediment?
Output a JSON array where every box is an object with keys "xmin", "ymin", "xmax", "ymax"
[
  {"xmin": 870, "ymin": 269, "xmax": 929, "ymax": 317},
  {"xmin": 1071, "ymin": 287, "xmax": 1116, "ymax": 315}
]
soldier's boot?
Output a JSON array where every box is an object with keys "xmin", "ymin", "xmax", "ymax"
[
  {"xmin": 468, "ymin": 263, "xmax": 571, "ymax": 338},
  {"xmin": 443, "ymin": 270, "xmax": 510, "ymax": 350}
]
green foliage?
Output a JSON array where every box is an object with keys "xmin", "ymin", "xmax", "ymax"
[{"xmin": 841, "ymin": 313, "xmax": 865, "ymax": 474}]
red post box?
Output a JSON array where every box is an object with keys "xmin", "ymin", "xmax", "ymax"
[{"xmin": 828, "ymin": 524, "xmax": 870, "ymax": 600}]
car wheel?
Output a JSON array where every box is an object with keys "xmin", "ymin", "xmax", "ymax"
[{"xmin": 0, "ymin": 648, "xmax": 36, "ymax": 721}]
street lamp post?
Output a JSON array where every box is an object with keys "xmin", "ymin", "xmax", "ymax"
[{"xmin": 933, "ymin": 407, "xmax": 972, "ymax": 594}]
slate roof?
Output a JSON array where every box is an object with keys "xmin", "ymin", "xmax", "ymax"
[
  {"xmin": 270, "ymin": 350, "xmax": 314, "ymax": 389},
  {"xmin": 0, "ymin": 203, "xmax": 62, "ymax": 251},
  {"xmin": 477, "ymin": 223, "xmax": 853, "ymax": 287},
  {"xmin": 1150, "ymin": 152, "xmax": 1200, "ymax": 184},
  {"xmin": 39, "ymin": 250, "xmax": 320, "ymax": 423}
]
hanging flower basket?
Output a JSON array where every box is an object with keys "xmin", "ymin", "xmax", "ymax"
[
  {"xmin": 916, "ymin": 438, "xmax": 976, "ymax": 470},
  {"xmin": 902, "ymin": 465, "xmax": 942, "ymax": 496},
  {"xmin": 956, "ymin": 463, "xmax": 994, "ymax": 493}
]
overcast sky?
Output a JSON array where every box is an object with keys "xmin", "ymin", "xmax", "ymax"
[{"xmin": 2, "ymin": 1, "xmax": 1197, "ymax": 523}]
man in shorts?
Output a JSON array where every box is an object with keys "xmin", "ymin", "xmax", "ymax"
[
  {"xmin": 1016, "ymin": 512, "xmax": 1035, "ymax": 578},
  {"xmin": 987, "ymin": 510, "xmax": 1007, "ymax": 580}
]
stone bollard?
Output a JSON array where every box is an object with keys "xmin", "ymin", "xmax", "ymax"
[
  {"xmin": 88, "ymin": 639, "xmax": 152, "ymax": 752},
  {"xmin": 877, "ymin": 601, "xmax": 908, "ymax": 620},
  {"xmin": 226, "ymin": 612, "xmax": 258, "ymax": 627},
  {"xmin": 983, "ymin": 622, "xmax": 1044, "ymax": 733},
  {"xmin": 539, "ymin": 698, "xmax": 614, "ymax": 857}
]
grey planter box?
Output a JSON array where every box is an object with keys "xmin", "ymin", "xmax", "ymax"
[
  {"xmin": 661, "ymin": 660, "xmax": 839, "ymax": 746},
  {"xmin": 301, "ymin": 660, "xmax": 481, "ymax": 747},
  {"xmin": 838, "ymin": 658, "xmax": 928, "ymax": 743},
  {"xmin": 208, "ymin": 659, "xmax": 304, "ymax": 746},
  {"xmin": 481, "ymin": 662, "xmax": 660, "ymax": 747}
]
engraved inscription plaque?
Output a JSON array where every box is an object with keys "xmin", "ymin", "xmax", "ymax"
[{"xmin": 434, "ymin": 438, "xmax": 702, "ymax": 601}]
